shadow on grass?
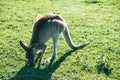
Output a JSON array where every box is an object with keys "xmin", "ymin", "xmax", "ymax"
[
  {"xmin": 10, "ymin": 50, "xmax": 76, "ymax": 80},
  {"xmin": 95, "ymin": 62, "xmax": 113, "ymax": 76}
]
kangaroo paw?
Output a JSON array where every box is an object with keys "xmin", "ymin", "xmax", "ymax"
[
  {"xmin": 42, "ymin": 57, "xmax": 55, "ymax": 65},
  {"xmin": 42, "ymin": 58, "xmax": 51, "ymax": 65}
]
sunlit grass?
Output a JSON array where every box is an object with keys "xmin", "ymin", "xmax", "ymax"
[{"xmin": 0, "ymin": 0, "xmax": 120, "ymax": 80}]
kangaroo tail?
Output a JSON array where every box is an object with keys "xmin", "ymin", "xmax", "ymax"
[{"xmin": 63, "ymin": 27, "xmax": 90, "ymax": 50}]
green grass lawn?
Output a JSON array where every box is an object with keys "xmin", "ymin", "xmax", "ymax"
[{"xmin": 0, "ymin": 0, "xmax": 120, "ymax": 80}]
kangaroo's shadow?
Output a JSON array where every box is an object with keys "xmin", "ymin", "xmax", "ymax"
[{"xmin": 10, "ymin": 50, "xmax": 76, "ymax": 80}]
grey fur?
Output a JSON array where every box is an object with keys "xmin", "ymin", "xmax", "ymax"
[{"xmin": 20, "ymin": 13, "xmax": 90, "ymax": 66}]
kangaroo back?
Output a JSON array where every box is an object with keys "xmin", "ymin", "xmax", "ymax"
[{"xmin": 63, "ymin": 27, "xmax": 90, "ymax": 50}]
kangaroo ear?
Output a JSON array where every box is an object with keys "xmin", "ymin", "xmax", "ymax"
[{"xmin": 20, "ymin": 40, "xmax": 28, "ymax": 51}]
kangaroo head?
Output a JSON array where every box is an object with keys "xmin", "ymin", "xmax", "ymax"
[{"xmin": 20, "ymin": 41, "xmax": 36, "ymax": 66}]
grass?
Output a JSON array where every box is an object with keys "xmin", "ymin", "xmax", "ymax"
[{"xmin": 0, "ymin": 0, "xmax": 120, "ymax": 80}]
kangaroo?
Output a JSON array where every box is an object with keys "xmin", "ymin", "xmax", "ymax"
[{"xmin": 20, "ymin": 13, "xmax": 90, "ymax": 66}]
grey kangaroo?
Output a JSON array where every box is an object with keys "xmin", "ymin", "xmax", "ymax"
[{"xmin": 20, "ymin": 13, "xmax": 90, "ymax": 66}]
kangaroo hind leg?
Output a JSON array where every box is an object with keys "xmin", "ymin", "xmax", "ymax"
[{"xmin": 43, "ymin": 31, "xmax": 59, "ymax": 65}]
